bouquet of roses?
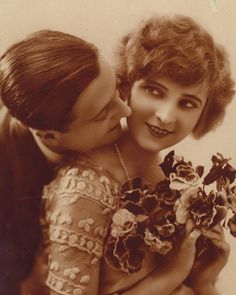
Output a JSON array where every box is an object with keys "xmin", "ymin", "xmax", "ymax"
[{"xmin": 104, "ymin": 151, "xmax": 236, "ymax": 274}]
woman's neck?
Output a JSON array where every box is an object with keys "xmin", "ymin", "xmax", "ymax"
[
  {"xmin": 115, "ymin": 132, "xmax": 164, "ymax": 184},
  {"xmin": 88, "ymin": 130, "xmax": 165, "ymax": 185}
]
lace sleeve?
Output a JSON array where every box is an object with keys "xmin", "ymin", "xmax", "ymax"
[{"xmin": 42, "ymin": 165, "xmax": 119, "ymax": 295}]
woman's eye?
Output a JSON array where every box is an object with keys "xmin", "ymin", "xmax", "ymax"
[
  {"xmin": 145, "ymin": 86, "xmax": 163, "ymax": 98},
  {"xmin": 180, "ymin": 100, "xmax": 197, "ymax": 109}
]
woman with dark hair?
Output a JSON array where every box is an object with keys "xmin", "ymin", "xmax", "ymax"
[
  {"xmin": 21, "ymin": 15, "xmax": 234, "ymax": 295},
  {"xmin": 0, "ymin": 30, "xmax": 131, "ymax": 295}
]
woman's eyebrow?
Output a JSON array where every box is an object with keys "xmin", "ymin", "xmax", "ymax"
[
  {"xmin": 145, "ymin": 79, "xmax": 203, "ymax": 105},
  {"xmin": 183, "ymin": 94, "xmax": 203, "ymax": 105},
  {"xmin": 145, "ymin": 79, "xmax": 168, "ymax": 91}
]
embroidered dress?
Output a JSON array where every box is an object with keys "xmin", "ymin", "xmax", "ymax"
[
  {"xmin": 26, "ymin": 156, "xmax": 119, "ymax": 295},
  {"xmin": 23, "ymin": 155, "xmax": 193, "ymax": 295}
]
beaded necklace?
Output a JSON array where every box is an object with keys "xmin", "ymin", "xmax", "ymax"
[
  {"xmin": 114, "ymin": 143, "xmax": 130, "ymax": 182},
  {"xmin": 114, "ymin": 143, "xmax": 162, "ymax": 187}
]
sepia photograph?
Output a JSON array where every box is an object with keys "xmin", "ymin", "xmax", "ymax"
[{"xmin": 0, "ymin": 1, "xmax": 235, "ymax": 294}]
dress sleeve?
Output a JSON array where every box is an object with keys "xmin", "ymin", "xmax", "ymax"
[{"xmin": 42, "ymin": 165, "xmax": 119, "ymax": 295}]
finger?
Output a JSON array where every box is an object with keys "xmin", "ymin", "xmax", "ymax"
[
  {"xmin": 211, "ymin": 239, "xmax": 231, "ymax": 255},
  {"xmin": 185, "ymin": 219, "xmax": 195, "ymax": 235},
  {"xmin": 211, "ymin": 224, "xmax": 224, "ymax": 235},
  {"xmin": 201, "ymin": 228, "xmax": 225, "ymax": 241},
  {"xmin": 188, "ymin": 228, "xmax": 201, "ymax": 242}
]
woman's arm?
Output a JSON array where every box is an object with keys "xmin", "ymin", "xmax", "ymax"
[{"xmin": 44, "ymin": 166, "xmax": 118, "ymax": 295}]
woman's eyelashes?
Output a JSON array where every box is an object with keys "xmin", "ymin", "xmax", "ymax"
[
  {"xmin": 144, "ymin": 85, "xmax": 164, "ymax": 98},
  {"xmin": 179, "ymin": 99, "xmax": 198, "ymax": 109},
  {"xmin": 142, "ymin": 84, "xmax": 198, "ymax": 110}
]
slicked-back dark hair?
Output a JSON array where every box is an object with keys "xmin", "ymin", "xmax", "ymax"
[
  {"xmin": 0, "ymin": 30, "xmax": 99, "ymax": 130},
  {"xmin": 115, "ymin": 15, "xmax": 235, "ymax": 138}
]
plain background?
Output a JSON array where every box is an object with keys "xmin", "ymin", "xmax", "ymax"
[{"xmin": 0, "ymin": 0, "xmax": 235, "ymax": 293}]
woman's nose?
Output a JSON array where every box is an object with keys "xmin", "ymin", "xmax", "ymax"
[{"xmin": 155, "ymin": 104, "xmax": 176, "ymax": 125}]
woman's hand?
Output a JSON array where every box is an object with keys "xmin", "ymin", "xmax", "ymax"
[
  {"xmin": 122, "ymin": 220, "xmax": 200, "ymax": 295},
  {"xmin": 163, "ymin": 220, "xmax": 201, "ymax": 280},
  {"xmin": 188, "ymin": 225, "xmax": 230, "ymax": 294}
]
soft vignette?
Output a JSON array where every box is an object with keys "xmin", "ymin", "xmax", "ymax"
[{"xmin": 0, "ymin": 0, "xmax": 235, "ymax": 294}]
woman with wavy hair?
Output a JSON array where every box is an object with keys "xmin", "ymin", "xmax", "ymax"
[{"xmin": 29, "ymin": 15, "xmax": 234, "ymax": 295}]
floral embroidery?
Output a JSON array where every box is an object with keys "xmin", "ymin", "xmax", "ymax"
[
  {"xmin": 64, "ymin": 167, "xmax": 80, "ymax": 176},
  {"xmin": 94, "ymin": 188, "xmax": 102, "ymax": 197},
  {"xmin": 58, "ymin": 245, "xmax": 70, "ymax": 252},
  {"xmin": 80, "ymin": 275, "xmax": 90, "ymax": 284},
  {"xmin": 73, "ymin": 289, "xmax": 83, "ymax": 295},
  {"xmin": 59, "ymin": 214, "xmax": 73, "ymax": 225},
  {"xmin": 47, "ymin": 271, "xmax": 86, "ymax": 295},
  {"xmin": 93, "ymin": 226, "xmax": 106, "ymax": 237},
  {"xmin": 86, "ymin": 240, "xmax": 94, "ymax": 250},
  {"xmin": 49, "ymin": 166, "xmax": 118, "ymax": 210},
  {"xmin": 102, "ymin": 207, "xmax": 112, "ymax": 215},
  {"xmin": 78, "ymin": 218, "xmax": 95, "ymax": 232},
  {"xmin": 49, "ymin": 225, "xmax": 103, "ymax": 257},
  {"xmin": 64, "ymin": 267, "xmax": 80, "ymax": 280},
  {"xmin": 90, "ymin": 257, "xmax": 98, "ymax": 265},
  {"xmin": 51, "ymin": 209, "xmax": 61, "ymax": 224},
  {"xmin": 69, "ymin": 234, "xmax": 79, "ymax": 244},
  {"xmin": 50, "ymin": 261, "xmax": 60, "ymax": 272},
  {"xmin": 55, "ymin": 280, "xmax": 64, "ymax": 290},
  {"xmin": 41, "ymin": 162, "xmax": 119, "ymax": 295},
  {"xmin": 82, "ymin": 169, "xmax": 96, "ymax": 181},
  {"xmin": 77, "ymin": 181, "xmax": 86, "ymax": 190}
]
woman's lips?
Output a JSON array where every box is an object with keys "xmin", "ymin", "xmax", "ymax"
[{"xmin": 145, "ymin": 122, "xmax": 173, "ymax": 138}]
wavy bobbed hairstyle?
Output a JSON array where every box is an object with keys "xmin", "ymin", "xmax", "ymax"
[
  {"xmin": 115, "ymin": 15, "xmax": 235, "ymax": 138},
  {"xmin": 0, "ymin": 30, "xmax": 99, "ymax": 131}
]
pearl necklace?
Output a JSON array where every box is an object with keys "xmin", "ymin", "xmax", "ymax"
[{"xmin": 114, "ymin": 143, "xmax": 130, "ymax": 182}]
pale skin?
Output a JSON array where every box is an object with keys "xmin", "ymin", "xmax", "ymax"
[
  {"xmin": 88, "ymin": 77, "xmax": 230, "ymax": 294},
  {"xmin": 189, "ymin": 225, "xmax": 230, "ymax": 295}
]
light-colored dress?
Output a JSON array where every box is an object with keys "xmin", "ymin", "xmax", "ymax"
[
  {"xmin": 22, "ymin": 156, "xmax": 193, "ymax": 295},
  {"xmin": 41, "ymin": 156, "xmax": 120, "ymax": 295}
]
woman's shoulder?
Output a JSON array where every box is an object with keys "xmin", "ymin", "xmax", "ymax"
[{"xmin": 43, "ymin": 154, "xmax": 120, "ymax": 209}]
